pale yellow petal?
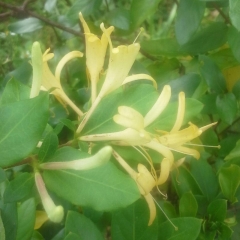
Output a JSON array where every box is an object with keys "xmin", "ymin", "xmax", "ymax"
[
  {"xmin": 157, "ymin": 158, "xmax": 171, "ymax": 185},
  {"xmin": 173, "ymin": 146, "xmax": 200, "ymax": 159},
  {"xmin": 200, "ymin": 122, "xmax": 217, "ymax": 132},
  {"xmin": 144, "ymin": 193, "xmax": 156, "ymax": 226},
  {"xmin": 79, "ymin": 12, "xmax": 90, "ymax": 33},
  {"xmin": 123, "ymin": 74, "xmax": 157, "ymax": 89},
  {"xmin": 144, "ymin": 85, "xmax": 171, "ymax": 127},
  {"xmin": 170, "ymin": 92, "xmax": 185, "ymax": 133}
]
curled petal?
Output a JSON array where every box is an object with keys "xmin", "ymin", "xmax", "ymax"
[
  {"xmin": 157, "ymin": 158, "xmax": 171, "ymax": 185},
  {"xmin": 200, "ymin": 122, "xmax": 217, "ymax": 132},
  {"xmin": 144, "ymin": 85, "xmax": 171, "ymax": 127},
  {"xmin": 173, "ymin": 146, "xmax": 200, "ymax": 159},
  {"xmin": 170, "ymin": 92, "xmax": 185, "ymax": 133},
  {"xmin": 123, "ymin": 74, "xmax": 157, "ymax": 89},
  {"xmin": 40, "ymin": 146, "xmax": 112, "ymax": 170},
  {"xmin": 144, "ymin": 193, "xmax": 156, "ymax": 226}
]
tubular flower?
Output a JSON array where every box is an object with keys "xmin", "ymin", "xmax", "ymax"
[
  {"xmin": 35, "ymin": 172, "xmax": 64, "ymax": 223},
  {"xmin": 30, "ymin": 42, "xmax": 84, "ymax": 117},
  {"xmin": 40, "ymin": 146, "xmax": 112, "ymax": 170}
]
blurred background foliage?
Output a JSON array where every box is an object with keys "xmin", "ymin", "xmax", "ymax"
[{"xmin": 2, "ymin": 0, "xmax": 240, "ymax": 239}]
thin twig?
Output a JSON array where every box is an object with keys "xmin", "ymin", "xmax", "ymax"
[{"xmin": 213, "ymin": 3, "xmax": 231, "ymax": 25}]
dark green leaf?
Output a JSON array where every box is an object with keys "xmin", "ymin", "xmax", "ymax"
[
  {"xmin": 229, "ymin": 0, "xmax": 240, "ymax": 31},
  {"xmin": 175, "ymin": 0, "xmax": 205, "ymax": 45},
  {"xmin": 179, "ymin": 192, "xmax": 198, "ymax": 217},
  {"xmin": 216, "ymin": 93, "xmax": 237, "ymax": 124},
  {"xmin": 130, "ymin": 0, "xmax": 162, "ymax": 30},
  {"xmin": 64, "ymin": 232, "xmax": 83, "ymax": 240},
  {"xmin": 16, "ymin": 198, "xmax": 35, "ymax": 240},
  {"xmin": 225, "ymin": 139, "xmax": 240, "ymax": 160},
  {"xmin": 38, "ymin": 132, "xmax": 59, "ymax": 162},
  {"xmin": 207, "ymin": 199, "xmax": 227, "ymax": 222},
  {"xmin": 3, "ymin": 173, "xmax": 34, "ymax": 203},
  {"xmin": 111, "ymin": 199, "xmax": 158, "ymax": 240},
  {"xmin": 65, "ymin": 211, "xmax": 104, "ymax": 240},
  {"xmin": 181, "ymin": 22, "xmax": 228, "ymax": 54},
  {"xmin": 106, "ymin": 9, "xmax": 130, "ymax": 31},
  {"xmin": 0, "ymin": 168, "xmax": 6, "ymax": 183},
  {"xmin": 158, "ymin": 217, "xmax": 202, "ymax": 240},
  {"xmin": 43, "ymin": 147, "xmax": 140, "ymax": 211},
  {"xmin": 0, "ymin": 93, "xmax": 49, "ymax": 167},
  {"xmin": 8, "ymin": 18, "xmax": 43, "ymax": 34},
  {"xmin": 219, "ymin": 164, "xmax": 240, "ymax": 203},
  {"xmin": 199, "ymin": 55, "xmax": 227, "ymax": 94},
  {"xmin": 0, "ymin": 211, "xmax": 5, "ymax": 240},
  {"xmin": 0, "ymin": 79, "xmax": 30, "ymax": 105},
  {"xmin": 31, "ymin": 231, "xmax": 44, "ymax": 240},
  {"xmin": 232, "ymin": 80, "xmax": 240, "ymax": 100},
  {"xmin": 228, "ymin": 26, "xmax": 240, "ymax": 62}
]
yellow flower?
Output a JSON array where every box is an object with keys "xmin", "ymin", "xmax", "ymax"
[{"xmin": 30, "ymin": 42, "xmax": 84, "ymax": 117}]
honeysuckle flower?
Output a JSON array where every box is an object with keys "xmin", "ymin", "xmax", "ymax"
[
  {"xmin": 35, "ymin": 172, "xmax": 64, "ymax": 223},
  {"xmin": 40, "ymin": 146, "xmax": 112, "ymax": 170},
  {"xmin": 30, "ymin": 42, "xmax": 84, "ymax": 117},
  {"xmin": 79, "ymin": 13, "xmax": 114, "ymax": 103}
]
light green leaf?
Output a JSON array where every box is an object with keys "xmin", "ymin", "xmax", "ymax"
[
  {"xmin": 3, "ymin": 173, "xmax": 34, "ymax": 203},
  {"xmin": 8, "ymin": 18, "xmax": 43, "ymax": 34},
  {"xmin": 0, "ymin": 79, "xmax": 30, "ymax": 105},
  {"xmin": 43, "ymin": 147, "xmax": 140, "ymax": 211},
  {"xmin": 158, "ymin": 217, "xmax": 202, "ymax": 240},
  {"xmin": 16, "ymin": 198, "xmax": 35, "ymax": 240},
  {"xmin": 106, "ymin": 9, "xmax": 130, "ymax": 31},
  {"xmin": 207, "ymin": 199, "xmax": 227, "ymax": 222},
  {"xmin": 229, "ymin": 0, "xmax": 240, "ymax": 31},
  {"xmin": 0, "ymin": 211, "xmax": 5, "ymax": 240},
  {"xmin": 228, "ymin": 26, "xmax": 240, "ymax": 62},
  {"xmin": 44, "ymin": 0, "xmax": 57, "ymax": 12},
  {"xmin": 179, "ymin": 192, "xmax": 198, "ymax": 217},
  {"xmin": 216, "ymin": 93, "xmax": 238, "ymax": 124},
  {"xmin": 0, "ymin": 168, "xmax": 6, "ymax": 183},
  {"xmin": 0, "ymin": 93, "xmax": 49, "ymax": 167},
  {"xmin": 175, "ymin": 0, "xmax": 205, "ymax": 45},
  {"xmin": 65, "ymin": 211, "xmax": 104, "ymax": 240},
  {"xmin": 130, "ymin": 0, "xmax": 162, "ymax": 30},
  {"xmin": 225, "ymin": 139, "xmax": 240, "ymax": 160},
  {"xmin": 219, "ymin": 164, "xmax": 240, "ymax": 203},
  {"xmin": 111, "ymin": 199, "xmax": 158, "ymax": 240},
  {"xmin": 199, "ymin": 55, "xmax": 227, "ymax": 94}
]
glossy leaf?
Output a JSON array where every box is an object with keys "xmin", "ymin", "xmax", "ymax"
[
  {"xmin": 0, "ymin": 93, "xmax": 49, "ymax": 167},
  {"xmin": 207, "ymin": 199, "xmax": 227, "ymax": 222},
  {"xmin": 16, "ymin": 198, "xmax": 35, "ymax": 240},
  {"xmin": 175, "ymin": 0, "xmax": 205, "ymax": 45},
  {"xmin": 199, "ymin": 55, "xmax": 227, "ymax": 94},
  {"xmin": 43, "ymin": 147, "xmax": 140, "ymax": 211},
  {"xmin": 229, "ymin": 0, "xmax": 240, "ymax": 31},
  {"xmin": 216, "ymin": 93, "xmax": 237, "ymax": 125},
  {"xmin": 111, "ymin": 199, "xmax": 158, "ymax": 240},
  {"xmin": 3, "ymin": 173, "xmax": 34, "ymax": 203},
  {"xmin": 158, "ymin": 217, "xmax": 202, "ymax": 240},
  {"xmin": 219, "ymin": 164, "xmax": 240, "ymax": 203},
  {"xmin": 65, "ymin": 211, "xmax": 104, "ymax": 240},
  {"xmin": 179, "ymin": 192, "xmax": 198, "ymax": 217}
]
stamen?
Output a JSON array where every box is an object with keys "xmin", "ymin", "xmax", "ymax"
[
  {"xmin": 133, "ymin": 27, "xmax": 144, "ymax": 43},
  {"xmin": 184, "ymin": 143, "xmax": 221, "ymax": 149},
  {"xmin": 153, "ymin": 197, "xmax": 178, "ymax": 231}
]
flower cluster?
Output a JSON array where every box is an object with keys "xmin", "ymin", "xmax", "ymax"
[{"xmin": 30, "ymin": 13, "xmax": 217, "ymax": 226}]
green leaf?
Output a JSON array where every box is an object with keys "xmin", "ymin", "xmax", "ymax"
[
  {"xmin": 38, "ymin": 132, "xmax": 59, "ymax": 162},
  {"xmin": 225, "ymin": 139, "xmax": 240, "ymax": 160},
  {"xmin": 130, "ymin": 0, "xmax": 162, "ymax": 30},
  {"xmin": 190, "ymin": 156, "xmax": 219, "ymax": 201},
  {"xmin": 0, "ymin": 211, "xmax": 5, "ymax": 240},
  {"xmin": 207, "ymin": 199, "xmax": 227, "ymax": 222},
  {"xmin": 216, "ymin": 93, "xmax": 238, "ymax": 124},
  {"xmin": 65, "ymin": 211, "xmax": 104, "ymax": 240},
  {"xmin": 3, "ymin": 173, "xmax": 34, "ymax": 203},
  {"xmin": 175, "ymin": 0, "xmax": 205, "ymax": 45},
  {"xmin": 64, "ymin": 232, "xmax": 84, "ymax": 240},
  {"xmin": 228, "ymin": 26, "xmax": 240, "ymax": 62},
  {"xmin": 8, "ymin": 18, "xmax": 43, "ymax": 34},
  {"xmin": 141, "ymin": 38, "xmax": 187, "ymax": 57},
  {"xmin": 106, "ymin": 9, "xmax": 130, "ymax": 31},
  {"xmin": 0, "ymin": 79, "xmax": 30, "ymax": 105},
  {"xmin": 16, "ymin": 198, "xmax": 35, "ymax": 240},
  {"xmin": 0, "ymin": 93, "xmax": 49, "ymax": 167},
  {"xmin": 181, "ymin": 22, "xmax": 228, "ymax": 54},
  {"xmin": 0, "ymin": 168, "xmax": 6, "ymax": 183},
  {"xmin": 44, "ymin": 0, "xmax": 57, "ymax": 12},
  {"xmin": 43, "ymin": 147, "xmax": 140, "ymax": 211},
  {"xmin": 199, "ymin": 55, "xmax": 227, "ymax": 94},
  {"xmin": 219, "ymin": 164, "xmax": 240, "ymax": 203},
  {"xmin": 0, "ymin": 202, "xmax": 17, "ymax": 240},
  {"xmin": 111, "ymin": 199, "xmax": 158, "ymax": 240},
  {"xmin": 179, "ymin": 192, "xmax": 198, "ymax": 217},
  {"xmin": 229, "ymin": 0, "xmax": 240, "ymax": 31},
  {"xmin": 158, "ymin": 217, "xmax": 202, "ymax": 240},
  {"xmin": 31, "ymin": 231, "xmax": 44, "ymax": 240},
  {"xmin": 171, "ymin": 166, "xmax": 203, "ymax": 197}
]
